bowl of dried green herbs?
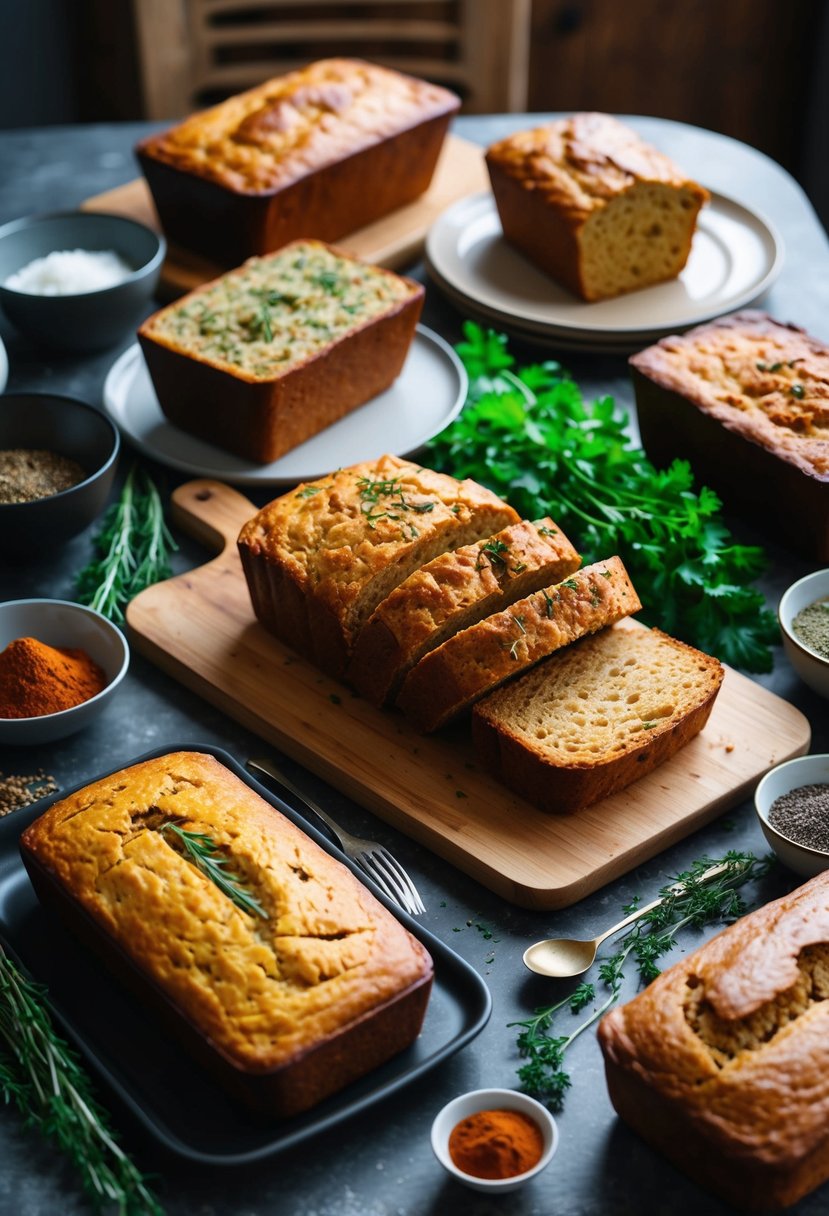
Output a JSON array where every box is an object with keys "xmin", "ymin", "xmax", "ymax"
[
  {"xmin": 778, "ymin": 569, "xmax": 829, "ymax": 700},
  {"xmin": 0, "ymin": 392, "xmax": 119, "ymax": 558}
]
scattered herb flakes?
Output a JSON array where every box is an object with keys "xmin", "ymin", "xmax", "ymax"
[
  {"xmin": 455, "ymin": 790, "xmax": 468, "ymax": 798},
  {"xmin": 510, "ymin": 851, "xmax": 774, "ymax": 1112},
  {"xmin": 476, "ymin": 538, "xmax": 510, "ymax": 571},
  {"xmin": 790, "ymin": 383, "xmax": 806, "ymax": 399},
  {"xmin": 329, "ymin": 693, "xmax": 342, "ymax": 705},
  {"xmin": 427, "ymin": 322, "xmax": 777, "ymax": 672},
  {"xmin": 356, "ymin": 475, "xmax": 436, "ymax": 539}
]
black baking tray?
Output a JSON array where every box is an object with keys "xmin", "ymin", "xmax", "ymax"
[{"xmin": 0, "ymin": 743, "xmax": 491, "ymax": 1165}]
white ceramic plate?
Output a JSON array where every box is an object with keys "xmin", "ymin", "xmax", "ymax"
[
  {"xmin": 102, "ymin": 325, "xmax": 467, "ymax": 486},
  {"xmin": 426, "ymin": 190, "xmax": 784, "ymax": 341},
  {"xmin": 0, "ymin": 335, "xmax": 8, "ymax": 393}
]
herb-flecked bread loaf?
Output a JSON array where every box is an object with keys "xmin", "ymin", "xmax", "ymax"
[
  {"xmin": 597, "ymin": 868, "xmax": 829, "ymax": 1210},
  {"xmin": 138, "ymin": 240, "xmax": 424, "ymax": 463},
  {"xmin": 486, "ymin": 112, "xmax": 709, "ymax": 301},
  {"xmin": 472, "ymin": 622, "xmax": 723, "ymax": 811},
  {"xmin": 136, "ymin": 58, "xmax": 460, "ymax": 265},
  {"xmin": 396, "ymin": 557, "xmax": 641, "ymax": 733},
  {"xmin": 348, "ymin": 517, "xmax": 581, "ymax": 707},
  {"xmin": 237, "ymin": 454, "xmax": 519, "ymax": 678},
  {"xmin": 19, "ymin": 751, "xmax": 433, "ymax": 1117},
  {"xmin": 630, "ymin": 310, "xmax": 829, "ymax": 559}
]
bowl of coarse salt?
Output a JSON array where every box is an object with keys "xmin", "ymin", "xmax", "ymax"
[{"xmin": 0, "ymin": 211, "xmax": 165, "ymax": 352}]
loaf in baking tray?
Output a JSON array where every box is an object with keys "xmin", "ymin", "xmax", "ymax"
[
  {"xmin": 136, "ymin": 58, "xmax": 460, "ymax": 265},
  {"xmin": 237, "ymin": 454, "xmax": 519, "ymax": 678},
  {"xmin": 485, "ymin": 112, "xmax": 709, "ymax": 302},
  {"xmin": 597, "ymin": 869, "xmax": 829, "ymax": 1210},
  {"xmin": 347, "ymin": 517, "xmax": 582, "ymax": 707},
  {"xmin": 396, "ymin": 557, "xmax": 641, "ymax": 734},
  {"xmin": 630, "ymin": 310, "xmax": 829, "ymax": 559},
  {"xmin": 137, "ymin": 240, "xmax": 424, "ymax": 463},
  {"xmin": 472, "ymin": 622, "xmax": 723, "ymax": 812},
  {"xmin": 19, "ymin": 750, "xmax": 433, "ymax": 1117}
]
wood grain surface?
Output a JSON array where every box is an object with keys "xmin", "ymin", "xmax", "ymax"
[
  {"xmin": 126, "ymin": 480, "xmax": 812, "ymax": 909},
  {"xmin": 82, "ymin": 135, "xmax": 489, "ymax": 299}
]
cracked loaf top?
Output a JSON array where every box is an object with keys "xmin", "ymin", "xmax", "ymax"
[{"xmin": 20, "ymin": 751, "xmax": 432, "ymax": 1071}]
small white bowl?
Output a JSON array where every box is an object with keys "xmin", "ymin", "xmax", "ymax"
[
  {"xmin": 0, "ymin": 599, "xmax": 129, "ymax": 745},
  {"xmin": 778, "ymin": 569, "xmax": 829, "ymax": 699},
  {"xmin": 754, "ymin": 754, "xmax": 829, "ymax": 878},
  {"xmin": 431, "ymin": 1087, "xmax": 558, "ymax": 1194}
]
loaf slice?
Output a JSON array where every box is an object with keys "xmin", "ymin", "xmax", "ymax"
[
  {"xmin": 238, "ymin": 454, "xmax": 519, "ymax": 678},
  {"xmin": 472, "ymin": 623, "xmax": 724, "ymax": 812},
  {"xmin": 347, "ymin": 518, "xmax": 581, "ymax": 706},
  {"xmin": 486, "ymin": 112, "xmax": 709, "ymax": 302},
  {"xmin": 396, "ymin": 557, "xmax": 640, "ymax": 733}
]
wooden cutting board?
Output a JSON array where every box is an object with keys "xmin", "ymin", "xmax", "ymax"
[
  {"xmin": 126, "ymin": 480, "xmax": 811, "ymax": 910},
  {"xmin": 82, "ymin": 135, "xmax": 488, "ymax": 299}
]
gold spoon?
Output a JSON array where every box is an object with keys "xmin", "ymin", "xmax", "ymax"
[{"xmin": 523, "ymin": 862, "xmax": 728, "ymax": 978}]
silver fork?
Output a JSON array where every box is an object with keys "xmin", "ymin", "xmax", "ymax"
[{"xmin": 246, "ymin": 758, "xmax": 426, "ymax": 917}]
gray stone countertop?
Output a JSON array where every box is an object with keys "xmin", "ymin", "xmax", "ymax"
[{"xmin": 0, "ymin": 115, "xmax": 827, "ymax": 1216}]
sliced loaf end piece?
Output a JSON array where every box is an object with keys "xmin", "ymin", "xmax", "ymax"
[
  {"xmin": 396, "ymin": 555, "xmax": 641, "ymax": 733},
  {"xmin": 472, "ymin": 623, "xmax": 724, "ymax": 813},
  {"xmin": 348, "ymin": 517, "xmax": 581, "ymax": 706}
]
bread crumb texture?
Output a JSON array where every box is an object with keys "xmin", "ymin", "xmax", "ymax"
[
  {"xmin": 140, "ymin": 58, "xmax": 458, "ymax": 193},
  {"xmin": 631, "ymin": 311, "xmax": 829, "ymax": 477},
  {"xmin": 21, "ymin": 752, "xmax": 430, "ymax": 1070}
]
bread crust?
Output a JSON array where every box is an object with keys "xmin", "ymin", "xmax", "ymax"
[
  {"xmin": 136, "ymin": 58, "xmax": 460, "ymax": 265},
  {"xmin": 19, "ymin": 751, "xmax": 433, "ymax": 1116},
  {"xmin": 598, "ymin": 870, "xmax": 829, "ymax": 1210},
  {"xmin": 397, "ymin": 557, "xmax": 641, "ymax": 733},
  {"xmin": 631, "ymin": 310, "xmax": 829, "ymax": 559}
]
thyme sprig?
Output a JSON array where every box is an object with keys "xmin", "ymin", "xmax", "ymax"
[
  {"xmin": 0, "ymin": 944, "xmax": 162, "ymax": 1215},
  {"xmin": 511, "ymin": 851, "xmax": 774, "ymax": 1112},
  {"xmin": 428, "ymin": 322, "xmax": 778, "ymax": 672},
  {"xmin": 76, "ymin": 463, "xmax": 177, "ymax": 625},
  {"xmin": 161, "ymin": 823, "xmax": 268, "ymax": 919}
]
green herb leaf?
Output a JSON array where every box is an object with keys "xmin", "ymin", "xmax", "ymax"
[
  {"xmin": 0, "ymin": 945, "xmax": 162, "ymax": 1214},
  {"xmin": 161, "ymin": 823, "xmax": 268, "ymax": 919},
  {"xmin": 428, "ymin": 323, "xmax": 778, "ymax": 672}
]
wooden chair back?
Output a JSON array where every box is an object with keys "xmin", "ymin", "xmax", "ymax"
[{"xmin": 133, "ymin": 0, "xmax": 531, "ymax": 119}]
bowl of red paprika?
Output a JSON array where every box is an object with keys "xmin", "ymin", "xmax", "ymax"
[
  {"xmin": 0, "ymin": 599, "xmax": 129, "ymax": 745},
  {"xmin": 431, "ymin": 1087, "xmax": 559, "ymax": 1194}
]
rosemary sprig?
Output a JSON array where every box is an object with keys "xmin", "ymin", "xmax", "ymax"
[
  {"xmin": 76, "ymin": 464, "xmax": 177, "ymax": 625},
  {"xmin": 510, "ymin": 851, "xmax": 774, "ymax": 1112},
  {"xmin": 161, "ymin": 823, "xmax": 268, "ymax": 919},
  {"xmin": 0, "ymin": 944, "xmax": 162, "ymax": 1215}
]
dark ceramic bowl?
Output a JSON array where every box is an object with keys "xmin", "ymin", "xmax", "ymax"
[
  {"xmin": 0, "ymin": 393, "xmax": 120, "ymax": 557},
  {"xmin": 0, "ymin": 211, "xmax": 165, "ymax": 352}
]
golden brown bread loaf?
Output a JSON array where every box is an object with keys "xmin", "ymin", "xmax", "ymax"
[
  {"xmin": 485, "ymin": 113, "xmax": 709, "ymax": 301},
  {"xmin": 237, "ymin": 454, "xmax": 519, "ymax": 678},
  {"xmin": 347, "ymin": 517, "xmax": 581, "ymax": 706},
  {"xmin": 136, "ymin": 58, "xmax": 460, "ymax": 265},
  {"xmin": 472, "ymin": 622, "xmax": 723, "ymax": 812},
  {"xmin": 19, "ymin": 751, "xmax": 433, "ymax": 1116},
  {"xmin": 630, "ymin": 310, "xmax": 829, "ymax": 560},
  {"xmin": 597, "ymin": 869, "xmax": 829, "ymax": 1210},
  {"xmin": 138, "ymin": 240, "xmax": 424, "ymax": 463},
  {"xmin": 396, "ymin": 557, "xmax": 641, "ymax": 733}
]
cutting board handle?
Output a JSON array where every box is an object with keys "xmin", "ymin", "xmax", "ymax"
[{"xmin": 171, "ymin": 479, "xmax": 256, "ymax": 553}]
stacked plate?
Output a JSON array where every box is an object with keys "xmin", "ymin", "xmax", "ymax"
[{"xmin": 425, "ymin": 191, "xmax": 784, "ymax": 355}]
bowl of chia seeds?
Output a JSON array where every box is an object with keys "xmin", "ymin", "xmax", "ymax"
[
  {"xmin": 0, "ymin": 393, "xmax": 120, "ymax": 559},
  {"xmin": 778, "ymin": 569, "xmax": 829, "ymax": 701},
  {"xmin": 755, "ymin": 754, "xmax": 829, "ymax": 878}
]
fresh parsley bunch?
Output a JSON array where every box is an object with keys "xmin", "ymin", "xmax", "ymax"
[{"xmin": 428, "ymin": 323, "xmax": 778, "ymax": 672}]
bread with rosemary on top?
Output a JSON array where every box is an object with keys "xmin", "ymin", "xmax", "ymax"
[
  {"xmin": 396, "ymin": 557, "xmax": 641, "ymax": 733},
  {"xmin": 237, "ymin": 454, "xmax": 519, "ymax": 678},
  {"xmin": 137, "ymin": 239, "xmax": 424, "ymax": 463}
]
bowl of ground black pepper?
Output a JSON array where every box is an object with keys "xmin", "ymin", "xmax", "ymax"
[
  {"xmin": 778, "ymin": 569, "xmax": 829, "ymax": 700},
  {"xmin": 431, "ymin": 1087, "xmax": 558, "ymax": 1193},
  {"xmin": 755, "ymin": 755, "xmax": 829, "ymax": 878},
  {"xmin": 0, "ymin": 599, "xmax": 129, "ymax": 744},
  {"xmin": 0, "ymin": 393, "xmax": 119, "ymax": 558}
]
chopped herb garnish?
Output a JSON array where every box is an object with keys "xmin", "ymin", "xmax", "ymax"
[
  {"xmin": 356, "ymin": 475, "xmax": 436, "ymax": 539},
  {"xmin": 790, "ymin": 383, "xmax": 805, "ymax": 398},
  {"xmin": 476, "ymin": 538, "xmax": 510, "ymax": 571},
  {"xmin": 541, "ymin": 589, "xmax": 555, "ymax": 618}
]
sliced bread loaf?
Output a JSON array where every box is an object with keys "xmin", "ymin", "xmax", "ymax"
[
  {"xmin": 237, "ymin": 454, "xmax": 519, "ymax": 677},
  {"xmin": 472, "ymin": 623, "xmax": 724, "ymax": 812},
  {"xmin": 395, "ymin": 556, "xmax": 640, "ymax": 733},
  {"xmin": 347, "ymin": 518, "xmax": 581, "ymax": 706}
]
